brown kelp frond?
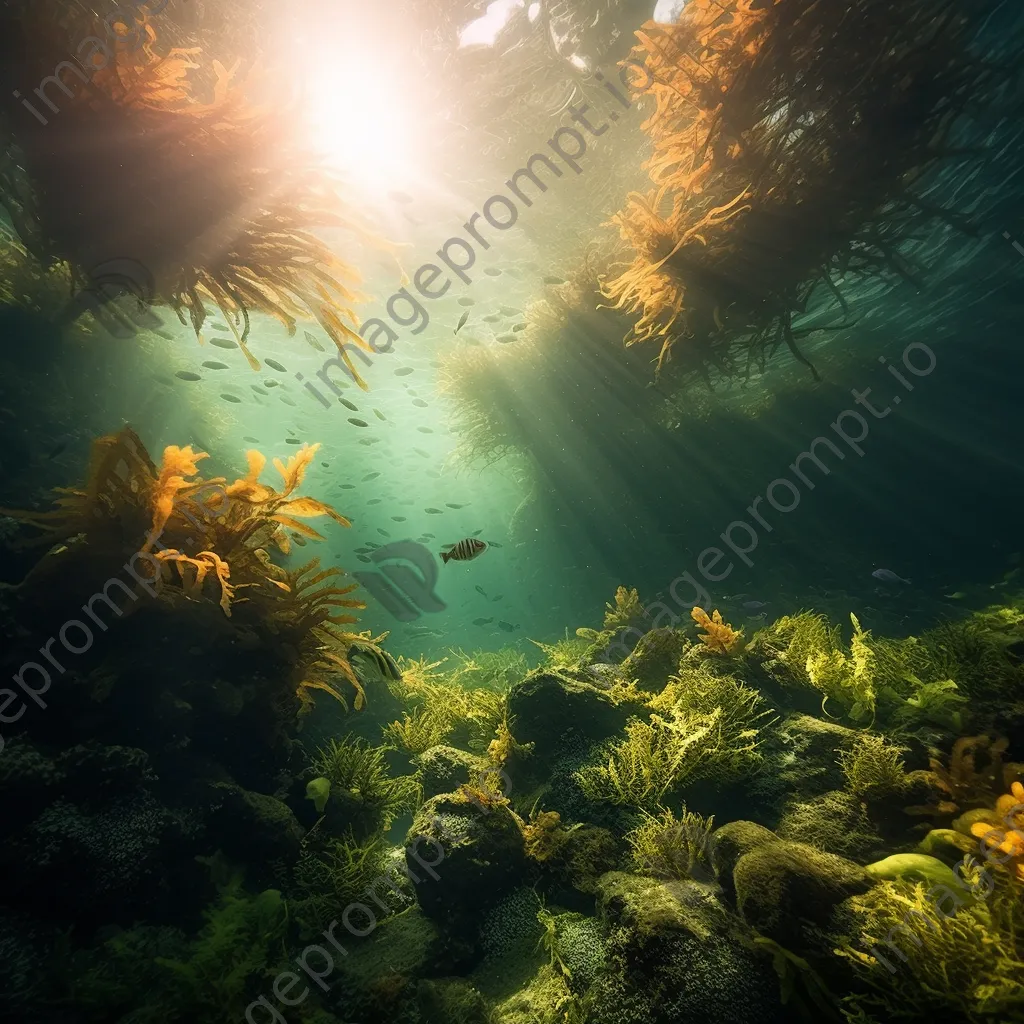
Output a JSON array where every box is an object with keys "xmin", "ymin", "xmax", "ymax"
[
  {"xmin": 604, "ymin": 0, "xmax": 1008, "ymax": 384},
  {"xmin": 1, "ymin": 8, "xmax": 375, "ymax": 384}
]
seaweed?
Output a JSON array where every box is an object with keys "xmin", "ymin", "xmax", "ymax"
[
  {"xmin": 625, "ymin": 805, "xmax": 715, "ymax": 880},
  {"xmin": 690, "ymin": 606, "xmax": 743, "ymax": 655},
  {"xmin": 838, "ymin": 734, "xmax": 910, "ymax": 801}
]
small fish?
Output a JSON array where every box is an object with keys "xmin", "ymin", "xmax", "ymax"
[
  {"xmin": 250, "ymin": 385, "xmax": 268, "ymax": 395},
  {"xmin": 455, "ymin": 311, "xmax": 469, "ymax": 334},
  {"xmin": 391, "ymin": 516, "xmax": 407, "ymax": 522},
  {"xmin": 407, "ymin": 626, "xmax": 444, "ymax": 639},
  {"xmin": 373, "ymin": 409, "xmax": 387, "ymax": 421},
  {"xmin": 359, "ymin": 438, "xmax": 380, "ymax": 446},
  {"xmin": 202, "ymin": 360, "xmax": 229, "ymax": 369},
  {"xmin": 365, "ymin": 542, "xmax": 380, "ymax": 549},
  {"xmin": 499, "ymin": 306, "xmax": 519, "ymax": 316},
  {"xmin": 422, "ymin": 533, "xmax": 435, "ymax": 539},
  {"xmin": 543, "ymin": 275, "xmax": 566, "ymax": 285},
  {"xmin": 175, "ymin": 370, "xmax": 201, "ymax": 381},
  {"xmin": 492, "ymin": 594, "xmax": 504, "ymax": 602},
  {"xmin": 446, "ymin": 503, "xmax": 466, "ymax": 509},
  {"xmin": 303, "ymin": 330, "xmax": 325, "ymax": 352},
  {"xmin": 424, "ymin": 507, "xmax": 443, "ymax": 514},
  {"xmin": 742, "ymin": 600, "xmax": 769, "ymax": 611},
  {"xmin": 483, "ymin": 314, "xmax": 500, "ymax": 323},
  {"xmin": 47, "ymin": 436, "xmax": 70, "ymax": 459},
  {"xmin": 412, "ymin": 398, "xmax": 428, "ymax": 408},
  {"xmin": 496, "ymin": 334, "xmax": 516, "ymax": 344},
  {"xmin": 363, "ymin": 472, "xmax": 380, "ymax": 481},
  {"xmin": 348, "ymin": 418, "xmax": 369, "ymax": 427},
  {"xmin": 417, "ymin": 426, "xmax": 434, "ymax": 434},
  {"xmin": 458, "ymin": 297, "xmax": 475, "ymax": 307},
  {"xmin": 378, "ymin": 528, "xmax": 390, "ymax": 537},
  {"xmin": 497, "ymin": 620, "xmax": 519, "ymax": 632},
  {"xmin": 473, "ymin": 617, "xmax": 494, "ymax": 626},
  {"xmin": 512, "ymin": 323, "xmax": 527, "ymax": 332},
  {"xmin": 414, "ymin": 448, "xmax": 430, "ymax": 458},
  {"xmin": 441, "ymin": 538, "xmax": 487, "ymax": 564},
  {"xmin": 153, "ymin": 328, "xmax": 175, "ymax": 341},
  {"xmin": 243, "ymin": 436, "xmax": 260, "ymax": 443},
  {"xmin": 285, "ymin": 438, "xmax": 302, "ymax": 444},
  {"xmin": 340, "ymin": 398, "xmax": 359, "ymax": 411},
  {"xmin": 367, "ymin": 498, "xmax": 381, "ymax": 506},
  {"xmin": 209, "ymin": 337, "xmax": 238, "ymax": 349},
  {"xmin": 487, "ymin": 541, "xmax": 504, "ymax": 549},
  {"xmin": 265, "ymin": 358, "xmax": 287, "ymax": 373},
  {"xmin": 291, "ymin": 533, "xmax": 308, "ymax": 547},
  {"xmin": 484, "ymin": 267, "xmax": 502, "ymax": 276},
  {"xmin": 475, "ymin": 585, "xmax": 488, "ymax": 598},
  {"xmin": 264, "ymin": 379, "xmax": 280, "ymax": 388},
  {"xmin": 944, "ymin": 591, "xmax": 967, "ymax": 600},
  {"xmin": 280, "ymin": 396, "xmax": 297, "ymax": 407},
  {"xmin": 340, "ymin": 484, "xmax": 355, "ymax": 489},
  {"xmin": 357, "ymin": 554, "xmax": 372, "ymax": 563},
  {"xmin": 872, "ymin": 568, "xmax": 911, "ymax": 585},
  {"xmin": 220, "ymin": 393, "xmax": 242, "ymax": 404},
  {"xmin": 395, "ymin": 367, "xmax": 414, "ymax": 376}
]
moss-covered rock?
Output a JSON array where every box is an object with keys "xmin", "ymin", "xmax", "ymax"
[
  {"xmin": 209, "ymin": 782, "xmax": 304, "ymax": 866},
  {"xmin": 418, "ymin": 977, "xmax": 489, "ymax": 1024},
  {"xmin": 545, "ymin": 824, "xmax": 622, "ymax": 902},
  {"xmin": 506, "ymin": 670, "xmax": 643, "ymax": 762},
  {"xmin": 415, "ymin": 745, "xmax": 490, "ymax": 798},
  {"xmin": 733, "ymin": 840, "xmax": 874, "ymax": 947},
  {"xmin": 776, "ymin": 713, "xmax": 860, "ymax": 794},
  {"xmin": 776, "ymin": 790, "xmax": 883, "ymax": 860},
  {"xmin": 711, "ymin": 820, "xmax": 778, "ymax": 900},
  {"xmin": 589, "ymin": 872, "xmax": 785, "ymax": 1024},
  {"xmin": 404, "ymin": 792, "xmax": 526, "ymax": 931},
  {"xmin": 620, "ymin": 628, "xmax": 687, "ymax": 692},
  {"xmin": 491, "ymin": 964, "xmax": 575, "ymax": 1024}
]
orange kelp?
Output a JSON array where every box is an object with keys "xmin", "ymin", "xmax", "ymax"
[
  {"xmin": 603, "ymin": 0, "xmax": 1005, "ymax": 382},
  {"xmin": 3, "ymin": 426, "xmax": 381, "ymax": 712},
  {"xmin": 0, "ymin": 4, "xmax": 376, "ymax": 385}
]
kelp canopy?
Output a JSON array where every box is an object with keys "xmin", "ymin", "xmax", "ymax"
[
  {"xmin": 0, "ymin": 1, "xmax": 376, "ymax": 385},
  {"xmin": 603, "ymin": 0, "xmax": 1012, "ymax": 384}
]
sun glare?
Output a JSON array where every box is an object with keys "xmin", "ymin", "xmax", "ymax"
[
  {"xmin": 459, "ymin": 0, "xmax": 525, "ymax": 48},
  {"xmin": 301, "ymin": 53, "xmax": 420, "ymax": 195}
]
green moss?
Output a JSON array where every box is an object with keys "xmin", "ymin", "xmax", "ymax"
[
  {"xmin": 836, "ymin": 879, "xmax": 1024, "ymax": 1021},
  {"xmin": 625, "ymin": 806, "xmax": 715, "ymax": 880},
  {"xmin": 837, "ymin": 733, "xmax": 910, "ymax": 799},
  {"xmin": 310, "ymin": 735, "xmax": 421, "ymax": 828},
  {"xmin": 776, "ymin": 790, "xmax": 882, "ymax": 859}
]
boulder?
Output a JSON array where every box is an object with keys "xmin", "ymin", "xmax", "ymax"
[{"xmin": 414, "ymin": 745, "xmax": 490, "ymax": 799}]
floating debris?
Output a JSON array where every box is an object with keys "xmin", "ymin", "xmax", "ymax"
[
  {"xmin": 455, "ymin": 311, "xmax": 469, "ymax": 334},
  {"xmin": 303, "ymin": 330, "xmax": 325, "ymax": 352},
  {"xmin": 175, "ymin": 370, "xmax": 201, "ymax": 381}
]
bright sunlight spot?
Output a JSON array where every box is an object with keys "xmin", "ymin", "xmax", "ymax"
[
  {"xmin": 528, "ymin": 2, "xmax": 541, "ymax": 22},
  {"xmin": 301, "ymin": 52, "xmax": 420, "ymax": 194},
  {"xmin": 652, "ymin": 0, "xmax": 685, "ymax": 21},
  {"xmin": 459, "ymin": 0, "xmax": 525, "ymax": 47}
]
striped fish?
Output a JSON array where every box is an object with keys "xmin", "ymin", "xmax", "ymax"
[{"xmin": 441, "ymin": 537, "xmax": 487, "ymax": 564}]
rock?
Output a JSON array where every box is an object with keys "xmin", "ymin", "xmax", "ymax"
[
  {"xmin": 57, "ymin": 742, "xmax": 155, "ymax": 799},
  {"xmin": 733, "ymin": 840, "xmax": 875, "ymax": 947},
  {"xmin": 621, "ymin": 628, "xmax": 688, "ymax": 691},
  {"xmin": 776, "ymin": 713, "xmax": 859, "ymax": 794},
  {"xmin": 418, "ymin": 977, "xmax": 489, "ymax": 1024},
  {"xmin": 506, "ymin": 670, "xmax": 643, "ymax": 762},
  {"xmin": 546, "ymin": 824, "xmax": 622, "ymax": 899},
  {"xmin": 404, "ymin": 792, "xmax": 526, "ymax": 931},
  {"xmin": 589, "ymin": 872, "xmax": 784, "ymax": 1024},
  {"xmin": 209, "ymin": 782, "xmax": 304, "ymax": 865},
  {"xmin": 776, "ymin": 790, "xmax": 883, "ymax": 860},
  {"xmin": 711, "ymin": 820, "xmax": 778, "ymax": 900},
  {"xmin": 414, "ymin": 745, "xmax": 490, "ymax": 798}
]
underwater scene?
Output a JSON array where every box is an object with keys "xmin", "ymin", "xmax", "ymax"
[{"xmin": 3, "ymin": 0, "xmax": 1024, "ymax": 1021}]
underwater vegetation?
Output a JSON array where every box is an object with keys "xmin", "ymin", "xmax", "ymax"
[
  {"xmin": 603, "ymin": 0, "xmax": 1014, "ymax": 384},
  {"xmin": 0, "ymin": 3, "xmax": 377, "ymax": 383}
]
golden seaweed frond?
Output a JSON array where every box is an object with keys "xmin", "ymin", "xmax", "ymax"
[
  {"xmin": 604, "ymin": 585, "xmax": 645, "ymax": 631},
  {"xmin": 690, "ymin": 606, "xmax": 743, "ymax": 654}
]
